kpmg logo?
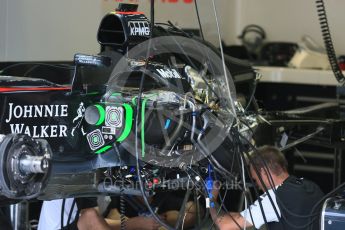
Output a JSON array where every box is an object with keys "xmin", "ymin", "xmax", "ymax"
[{"xmin": 128, "ymin": 21, "xmax": 150, "ymax": 36}]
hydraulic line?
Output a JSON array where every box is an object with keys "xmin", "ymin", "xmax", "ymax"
[
  {"xmin": 120, "ymin": 177, "xmax": 126, "ymax": 230},
  {"xmin": 141, "ymin": 99, "xmax": 148, "ymax": 158}
]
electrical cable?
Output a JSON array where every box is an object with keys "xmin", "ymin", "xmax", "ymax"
[
  {"xmin": 150, "ymin": 0, "xmax": 155, "ymax": 36},
  {"xmin": 208, "ymin": 178, "xmax": 244, "ymax": 230},
  {"xmin": 235, "ymin": 139, "xmax": 271, "ymax": 230},
  {"xmin": 205, "ymin": 131, "xmax": 254, "ymax": 230},
  {"xmin": 120, "ymin": 177, "xmax": 126, "ymax": 230},
  {"xmin": 178, "ymin": 194, "xmax": 205, "ymax": 230},
  {"xmin": 238, "ymin": 131, "xmax": 289, "ymax": 229},
  {"xmin": 66, "ymin": 199, "xmax": 76, "ymax": 230},
  {"xmin": 181, "ymin": 213, "xmax": 187, "ymax": 230},
  {"xmin": 141, "ymin": 98, "xmax": 148, "ymax": 158},
  {"xmin": 245, "ymin": 191, "xmax": 256, "ymax": 229},
  {"xmin": 196, "ymin": 142, "xmax": 236, "ymax": 180},
  {"xmin": 182, "ymin": 167, "xmax": 212, "ymax": 230},
  {"xmin": 231, "ymin": 129, "xmax": 277, "ymax": 229},
  {"xmin": 194, "ymin": 0, "xmax": 205, "ymax": 41},
  {"xmin": 160, "ymin": 99, "xmax": 185, "ymax": 154},
  {"xmin": 235, "ymin": 133, "xmax": 257, "ymax": 227},
  {"xmin": 214, "ymin": 174, "xmax": 249, "ymax": 230},
  {"xmin": 239, "ymin": 144, "xmax": 248, "ymax": 230},
  {"xmin": 217, "ymin": 205, "xmax": 245, "ymax": 230},
  {"xmin": 194, "ymin": 189, "xmax": 201, "ymax": 227},
  {"xmin": 175, "ymin": 189, "xmax": 192, "ymax": 229},
  {"xmin": 244, "ymin": 75, "xmax": 260, "ymax": 112},
  {"xmin": 186, "ymin": 167, "xmax": 208, "ymax": 197},
  {"xmin": 315, "ymin": 0, "xmax": 345, "ymax": 84},
  {"xmin": 239, "ymin": 150, "xmax": 275, "ymax": 229},
  {"xmin": 191, "ymin": 120, "xmax": 238, "ymax": 179},
  {"xmin": 185, "ymin": 95, "xmax": 197, "ymax": 142},
  {"xmin": 219, "ymin": 129, "xmax": 251, "ymax": 229},
  {"xmin": 133, "ymin": 19, "xmax": 175, "ymax": 229},
  {"xmin": 61, "ymin": 199, "xmax": 66, "ymax": 230},
  {"xmin": 23, "ymin": 65, "xmax": 40, "ymax": 78},
  {"xmin": 166, "ymin": 21, "xmax": 195, "ymax": 38},
  {"xmin": 211, "ymin": 0, "xmax": 237, "ymax": 116}
]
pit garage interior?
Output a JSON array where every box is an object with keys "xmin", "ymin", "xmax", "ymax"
[{"xmin": 1, "ymin": 0, "xmax": 345, "ymax": 230}]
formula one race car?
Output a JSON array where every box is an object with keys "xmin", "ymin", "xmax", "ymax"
[
  {"xmin": 0, "ymin": 3, "xmax": 258, "ymax": 210},
  {"xmin": 2, "ymin": 2, "xmax": 345, "ymax": 230}
]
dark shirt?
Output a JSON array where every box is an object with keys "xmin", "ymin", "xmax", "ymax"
[
  {"xmin": 0, "ymin": 207, "xmax": 12, "ymax": 230},
  {"xmin": 269, "ymin": 176, "xmax": 324, "ymax": 230}
]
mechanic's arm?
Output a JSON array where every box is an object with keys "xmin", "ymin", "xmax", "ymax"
[
  {"xmin": 106, "ymin": 208, "xmax": 162, "ymax": 230},
  {"xmin": 160, "ymin": 201, "xmax": 198, "ymax": 229},
  {"xmin": 210, "ymin": 206, "xmax": 252, "ymax": 230},
  {"xmin": 106, "ymin": 203, "xmax": 199, "ymax": 230},
  {"xmin": 210, "ymin": 185, "xmax": 252, "ymax": 230},
  {"xmin": 78, "ymin": 208, "xmax": 161, "ymax": 230}
]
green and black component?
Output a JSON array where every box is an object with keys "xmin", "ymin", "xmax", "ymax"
[
  {"xmin": 84, "ymin": 100, "xmax": 134, "ymax": 153},
  {"xmin": 84, "ymin": 92, "xmax": 189, "ymax": 158}
]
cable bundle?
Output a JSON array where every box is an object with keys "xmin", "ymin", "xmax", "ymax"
[
  {"xmin": 315, "ymin": 0, "xmax": 345, "ymax": 84},
  {"xmin": 120, "ymin": 177, "xmax": 126, "ymax": 230}
]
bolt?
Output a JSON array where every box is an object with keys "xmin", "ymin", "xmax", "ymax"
[{"xmin": 42, "ymin": 159, "xmax": 49, "ymax": 170}]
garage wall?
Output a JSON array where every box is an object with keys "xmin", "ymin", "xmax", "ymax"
[
  {"xmin": 0, "ymin": 0, "xmax": 8, "ymax": 62},
  {"xmin": 100, "ymin": 0, "xmax": 237, "ymax": 47},
  {"xmin": 0, "ymin": 0, "xmax": 236, "ymax": 61},
  {"xmin": 235, "ymin": 0, "xmax": 345, "ymax": 54},
  {"xmin": 1, "ymin": 0, "xmax": 103, "ymax": 61},
  {"xmin": 1, "ymin": 0, "xmax": 344, "ymax": 61}
]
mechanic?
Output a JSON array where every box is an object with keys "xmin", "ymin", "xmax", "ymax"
[
  {"xmin": 210, "ymin": 145, "xmax": 324, "ymax": 230},
  {"xmin": 0, "ymin": 206, "xmax": 12, "ymax": 230},
  {"xmin": 38, "ymin": 198, "xmax": 78, "ymax": 230},
  {"xmin": 77, "ymin": 191, "xmax": 197, "ymax": 230}
]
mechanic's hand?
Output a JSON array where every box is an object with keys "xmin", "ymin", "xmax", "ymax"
[{"xmin": 127, "ymin": 216, "xmax": 163, "ymax": 230}]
